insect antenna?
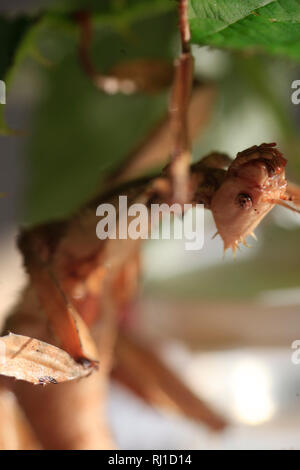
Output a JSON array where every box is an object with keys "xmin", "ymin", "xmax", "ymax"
[{"xmin": 270, "ymin": 199, "xmax": 300, "ymax": 214}]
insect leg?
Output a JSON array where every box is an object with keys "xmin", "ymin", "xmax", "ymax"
[
  {"xmin": 286, "ymin": 181, "xmax": 300, "ymax": 207},
  {"xmin": 165, "ymin": 0, "xmax": 194, "ymax": 205},
  {"xmin": 0, "ymin": 378, "xmax": 41, "ymax": 450},
  {"xmin": 19, "ymin": 229, "xmax": 98, "ymax": 363},
  {"xmin": 112, "ymin": 332, "xmax": 227, "ymax": 432}
]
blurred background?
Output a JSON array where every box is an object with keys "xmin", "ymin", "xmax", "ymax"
[{"xmin": 1, "ymin": 0, "xmax": 300, "ymax": 450}]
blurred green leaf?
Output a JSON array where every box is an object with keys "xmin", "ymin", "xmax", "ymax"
[
  {"xmin": 189, "ymin": 0, "xmax": 300, "ymax": 61},
  {"xmin": 50, "ymin": 0, "xmax": 175, "ymax": 17},
  {"xmin": 22, "ymin": 9, "xmax": 177, "ymax": 226},
  {"xmin": 0, "ymin": 16, "xmax": 33, "ymax": 79},
  {"xmin": 0, "ymin": 0, "xmax": 176, "ymax": 135}
]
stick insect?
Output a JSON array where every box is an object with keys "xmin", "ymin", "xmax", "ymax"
[{"xmin": 0, "ymin": 0, "xmax": 300, "ymax": 449}]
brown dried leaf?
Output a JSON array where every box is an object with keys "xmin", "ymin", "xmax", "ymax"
[{"xmin": 0, "ymin": 333, "xmax": 96, "ymax": 385}]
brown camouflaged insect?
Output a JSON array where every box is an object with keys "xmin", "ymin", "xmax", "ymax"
[
  {"xmin": 0, "ymin": 0, "xmax": 300, "ymax": 450},
  {"xmin": 209, "ymin": 142, "xmax": 300, "ymax": 253}
]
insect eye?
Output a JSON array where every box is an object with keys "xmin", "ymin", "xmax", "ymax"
[{"xmin": 236, "ymin": 192, "xmax": 252, "ymax": 209}]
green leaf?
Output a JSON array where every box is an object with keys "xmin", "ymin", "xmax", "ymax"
[{"xmin": 189, "ymin": 0, "xmax": 300, "ymax": 61}]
